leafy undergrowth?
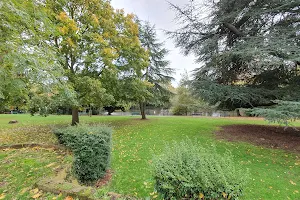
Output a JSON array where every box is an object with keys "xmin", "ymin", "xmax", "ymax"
[
  {"xmin": 0, "ymin": 147, "xmax": 73, "ymax": 199},
  {"xmin": 0, "ymin": 115, "xmax": 300, "ymax": 199}
]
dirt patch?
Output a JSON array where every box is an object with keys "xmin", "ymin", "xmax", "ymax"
[
  {"xmin": 216, "ymin": 125, "xmax": 300, "ymax": 153},
  {"xmin": 95, "ymin": 170, "xmax": 113, "ymax": 188}
]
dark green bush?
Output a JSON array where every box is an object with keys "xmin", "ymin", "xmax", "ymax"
[
  {"xmin": 152, "ymin": 139, "xmax": 249, "ymax": 200},
  {"xmin": 54, "ymin": 124, "xmax": 112, "ymax": 185}
]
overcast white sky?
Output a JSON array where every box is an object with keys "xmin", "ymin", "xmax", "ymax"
[{"xmin": 111, "ymin": 0, "xmax": 200, "ymax": 86}]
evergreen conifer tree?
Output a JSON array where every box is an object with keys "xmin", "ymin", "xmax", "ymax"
[
  {"xmin": 138, "ymin": 20, "xmax": 175, "ymax": 119},
  {"xmin": 169, "ymin": 0, "xmax": 300, "ymax": 124}
]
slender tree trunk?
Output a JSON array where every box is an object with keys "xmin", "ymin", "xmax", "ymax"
[
  {"xmin": 108, "ymin": 107, "xmax": 115, "ymax": 115},
  {"xmin": 236, "ymin": 108, "xmax": 241, "ymax": 117},
  {"xmin": 72, "ymin": 108, "xmax": 79, "ymax": 126},
  {"xmin": 88, "ymin": 106, "xmax": 92, "ymax": 117},
  {"xmin": 139, "ymin": 102, "xmax": 147, "ymax": 120}
]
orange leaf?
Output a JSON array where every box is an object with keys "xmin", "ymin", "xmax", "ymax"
[{"xmin": 65, "ymin": 196, "xmax": 74, "ymax": 200}]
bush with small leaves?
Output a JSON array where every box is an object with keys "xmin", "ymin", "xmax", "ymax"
[
  {"xmin": 152, "ymin": 139, "xmax": 249, "ymax": 200},
  {"xmin": 54, "ymin": 124, "xmax": 112, "ymax": 185}
]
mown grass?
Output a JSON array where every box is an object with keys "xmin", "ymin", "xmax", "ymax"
[
  {"xmin": 0, "ymin": 114, "xmax": 132, "ymax": 129},
  {"xmin": 0, "ymin": 115, "xmax": 133, "ymax": 145},
  {"xmin": 0, "ymin": 114, "xmax": 299, "ymax": 199}
]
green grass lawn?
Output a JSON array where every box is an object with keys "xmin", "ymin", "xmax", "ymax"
[{"xmin": 0, "ymin": 114, "xmax": 299, "ymax": 199}]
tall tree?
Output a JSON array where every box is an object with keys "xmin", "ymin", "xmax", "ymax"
[
  {"xmin": 0, "ymin": 0, "xmax": 64, "ymax": 110},
  {"xmin": 8, "ymin": 0, "xmax": 149, "ymax": 125},
  {"xmin": 168, "ymin": 0, "xmax": 300, "ymax": 118},
  {"xmin": 1, "ymin": 0, "xmax": 149, "ymax": 124},
  {"xmin": 138, "ymin": 20, "xmax": 175, "ymax": 119}
]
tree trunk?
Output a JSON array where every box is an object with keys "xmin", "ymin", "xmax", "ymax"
[
  {"xmin": 139, "ymin": 102, "xmax": 146, "ymax": 120},
  {"xmin": 72, "ymin": 108, "xmax": 79, "ymax": 126},
  {"xmin": 236, "ymin": 108, "xmax": 241, "ymax": 117},
  {"xmin": 88, "ymin": 108, "xmax": 92, "ymax": 117}
]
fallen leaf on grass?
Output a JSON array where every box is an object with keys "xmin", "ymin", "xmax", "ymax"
[
  {"xmin": 149, "ymin": 192, "xmax": 157, "ymax": 196},
  {"xmin": 30, "ymin": 188, "xmax": 39, "ymax": 194},
  {"xmin": 46, "ymin": 163, "xmax": 56, "ymax": 168},
  {"xmin": 32, "ymin": 146, "xmax": 41, "ymax": 151},
  {"xmin": 290, "ymin": 180, "xmax": 297, "ymax": 185},
  {"xmin": 2, "ymin": 148, "xmax": 10, "ymax": 152},
  {"xmin": 20, "ymin": 187, "xmax": 30, "ymax": 194},
  {"xmin": 30, "ymin": 188, "xmax": 43, "ymax": 199},
  {"xmin": 64, "ymin": 196, "xmax": 73, "ymax": 200},
  {"xmin": 0, "ymin": 193, "xmax": 6, "ymax": 200},
  {"xmin": 52, "ymin": 193, "xmax": 62, "ymax": 199},
  {"xmin": 32, "ymin": 192, "xmax": 42, "ymax": 199}
]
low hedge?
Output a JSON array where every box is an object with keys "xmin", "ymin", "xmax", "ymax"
[
  {"xmin": 152, "ymin": 139, "xmax": 249, "ymax": 200},
  {"xmin": 54, "ymin": 124, "xmax": 112, "ymax": 185}
]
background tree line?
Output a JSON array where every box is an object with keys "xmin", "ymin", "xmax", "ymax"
[{"xmin": 0, "ymin": 0, "xmax": 174, "ymax": 124}]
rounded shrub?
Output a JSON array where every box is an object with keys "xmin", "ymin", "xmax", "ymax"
[
  {"xmin": 152, "ymin": 139, "xmax": 249, "ymax": 200},
  {"xmin": 54, "ymin": 124, "xmax": 112, "ymax": 185}
]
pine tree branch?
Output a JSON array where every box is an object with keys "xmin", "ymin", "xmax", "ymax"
[{"xmin": 223, "ymin": 22, "xmax": 244, "ymax": 37}]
